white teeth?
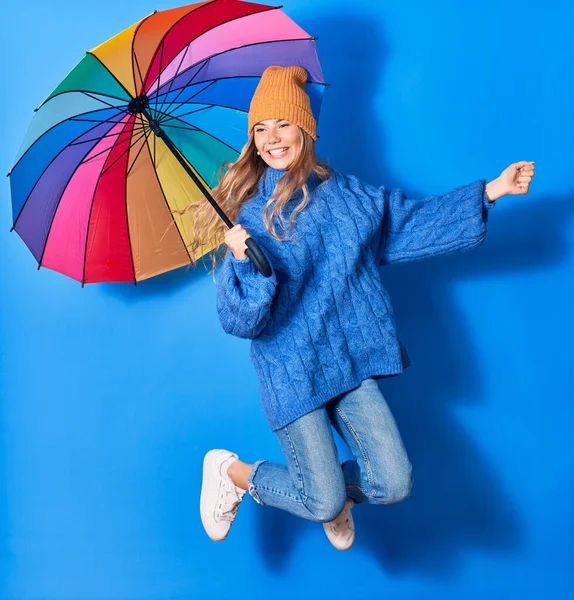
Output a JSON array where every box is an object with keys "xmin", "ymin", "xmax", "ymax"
[{"xmin": 269, "ymin": 148, "xmax": 288, "ymax": 157}]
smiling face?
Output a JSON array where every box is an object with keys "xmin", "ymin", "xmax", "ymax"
[{"xmin": 253, "ymin": 119, "xmax": 303, "ymax": 170}]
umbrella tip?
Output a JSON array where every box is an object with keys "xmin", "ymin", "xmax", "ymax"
[
  {"xmin": 37, "ymin": 264, "xmax": 41, "ymax": 271},
  {"xmin": 9, "ymin": 226, "xmax": 14, "ymax": 232}
]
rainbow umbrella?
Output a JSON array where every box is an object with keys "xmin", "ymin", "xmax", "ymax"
[{"xmin": 8, "ymin": 0, "xmax": 327, "ymax": 285}]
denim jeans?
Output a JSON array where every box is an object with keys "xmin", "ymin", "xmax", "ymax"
[{"xmin": 247, "ymin": 378, "xmax": 413, "ymax": 522}]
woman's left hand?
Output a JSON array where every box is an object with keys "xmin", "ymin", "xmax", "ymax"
[{"xmin": 486, "ymin": 161, "xmax": 535, "ymax": 201}]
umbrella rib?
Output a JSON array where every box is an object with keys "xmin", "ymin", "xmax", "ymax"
[
  {"xmin": 161, "ymin": 73, "xmax": 328, "ymax": 94},
  {"xmin": 80, "ymin": 130, "xmax": 145, "ymax": 171},
  {"xmin": 157, "ymin": 78, "xmax": 215, "ymax": 122},
  {"xmin": 155, "ymin": 43, "xmax": 191, "ymax": 117},
  {"xmin": 178, "ymin": 73, "xmax": 327, "ymax": 107},
  {"xmin": 78, "ymin": 120, "xmax": 135, "ymax": 286},
  {"xmin": 123, "ymin": 122, "xmax": 138, "ymax": 286},
  {"xmin": 133, "ymin": 47, "xmax": 145, "ymax": 96},
  {"xmin": 156, "ymin": 59, "xmax": 210, "ymax": 120},
  {"xmin": 157, "ymin": 122, "xmax": 200, "ymax": 133},
  {"xmin": 153, "ymin": 36, "xmax": 319, "ymax": 99},
  {"xmin": 141, "ymin": 133, "xmax": 194, "ymax": 264},
  {"xmin": 99, "ymin": 129, "xmax": 149, "ymax": 177},
  {"xmin": 130, "ymin": 10, "xmax": 157, "ymax": 97},
  {"xmin": 161, "ymin": 105, "xmax": 213, "ymax": 120},
  {"xmin": 36, "ymin": 88, "xmax": 131, "ymax": 112},
  {"xmin": 153, "ymin": 133, "xmax": 156, "ymax": 169},
  {"xmin": 79, "ymin": 124, "xmax": 147, "ymax": 167},
  {"xmin": 161, "ymin": 113, "xmax": 241, "ymax": 154},
  {"xmin": 154, "ymin": 40, "xmax": 165, "ymax": 114},
  {"xmin": 69, "ymin": 124, "xmax": 146, "ymax": 147},
  {"xmin": 156, "ymin": 105, "xmax": 215, "ymax": 123},
  {"xmin": 138, "ymin": 112, "xmax": 149, "ymax": 137},
  {"xmin": 125, "ymin": 113, "xmax": 151, "ymax": 177},
  {"xmin": 159, "ymin": 100, "xmax": 248, "ymax": 115},
  {"xmin": 129, "ymin": 11, "xmax": 157, "ymax": 99},
  {"xmin": 148, "ymin": 120, "xmax": 214, "ymax": 197},
  {"xmin": 80, "ymin": 91, "xmax": 131, "ymax": 116},
  {"xmin": 70, "ymin": 115, "xmax": 127, "ymax": 125},
  {"xmin": 41, "ymin": 146, "xmax": 99, "ymax": 280},
  {"xmin": 126, "ymin": 129, "xmax": 151, "ymax": 177},
  {"xmin": 81, "ymin": 171, "xmax": 101, "ymax": 287},
  {"xmin": 155, "ymin": 77, "xmax": 326, "ymax": 123}
]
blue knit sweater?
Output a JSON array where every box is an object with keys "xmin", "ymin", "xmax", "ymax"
[{"xmin": 216, "ymin": 166, "xmax": 495, "ymax": 431}]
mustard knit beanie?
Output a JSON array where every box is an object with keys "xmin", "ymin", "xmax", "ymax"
[{"xmin": 248, "ymin": 65, "xmax": 317, "ymax": 141}]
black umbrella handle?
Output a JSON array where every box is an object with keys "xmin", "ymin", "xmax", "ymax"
[
  {"xmin": 245, "ymin": 236, "xmax": 273, "ymax": 278},
  {"xmin": 147, "ymin": 118, "xmax": 273, "ymax": 278}
]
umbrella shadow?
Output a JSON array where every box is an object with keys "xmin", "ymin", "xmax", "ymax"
[
  {"xmin": 100, "ymin": 257, "xmax": 211, "ymax": 301},
  {"xmin": 251, "ymin": 10, "xmax": 574, "ymax": 575}
]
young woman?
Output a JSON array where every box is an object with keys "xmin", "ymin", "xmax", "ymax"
[{"xmin": 189, "ymin": 65, "xmax": 534, "ymax": 550}]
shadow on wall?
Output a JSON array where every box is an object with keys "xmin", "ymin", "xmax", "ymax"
[
  {"xmin": 251, "ymin": 11, "xmax": 573, "ymax": 577},
  {"xmin": 99, "ymin": 9, "xmax": 573, "ymax": 577},
  {"xmin": 100, "ymin": 254, "xmax": 211, "ymax": 301}
]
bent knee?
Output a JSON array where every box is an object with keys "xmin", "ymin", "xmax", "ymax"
[
  {"xmin": 370, "ymin": 469, "xmax": 413, "ymax": 505},
  {"xmin": 303, "ymin": 492, "xmax": 347, "ymax": 523}
]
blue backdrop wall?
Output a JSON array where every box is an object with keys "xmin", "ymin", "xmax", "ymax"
[{"xmin": 1, "ymin": 1, "xmax": 573, "ymax": 598}]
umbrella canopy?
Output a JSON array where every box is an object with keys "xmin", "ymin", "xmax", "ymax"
[{"xmin": 8, "ymin": 0, "xmax": 327, "ymax": 284}]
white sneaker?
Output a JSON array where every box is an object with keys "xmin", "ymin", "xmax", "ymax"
[
  {"xmin": 200, "ymin": 449, "xmax": 246, "ymax": 541},
  {"xmin": 323, "ymin": 499, "xmax": 355, "ymax": 550}
]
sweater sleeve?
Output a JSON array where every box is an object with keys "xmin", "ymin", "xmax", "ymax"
[
  {"xmin": 339, "ymin": 173, "xmax": 496, "ymax": 265},
  {"xmin": 216, "ymin": 246, "xmax": 278, "ymax": 340}
]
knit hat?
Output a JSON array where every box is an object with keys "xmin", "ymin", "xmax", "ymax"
[{"xmin": 248, "ymin": 65, "xmax": 317, "ymax": 141}]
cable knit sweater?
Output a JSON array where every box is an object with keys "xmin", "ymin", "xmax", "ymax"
[{"xmin": 216, "ymin": 166, "xmax": 495, "ymax": 431}]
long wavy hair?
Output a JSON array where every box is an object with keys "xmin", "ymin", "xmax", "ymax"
[{"xmin": 174, "ymin": 126, "xmax": 332, "ymax": 281}]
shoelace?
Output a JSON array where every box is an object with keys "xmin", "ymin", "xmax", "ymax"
[{"xmin": 216, "ymin": 479, "xmax": 245, "ymax": 522}]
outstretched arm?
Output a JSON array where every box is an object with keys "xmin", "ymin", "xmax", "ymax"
[
  {"xmin": 345, "ymin": 161, "xmax": 534, "ymax": 265},
  {"xmin": 377, "ymin": 177, "xmax": 493, "ymax": 264}
]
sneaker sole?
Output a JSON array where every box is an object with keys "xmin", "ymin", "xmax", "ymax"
[
  {"xmin": 323, "ymin": 523, "xmax": 355, "ymax": 551},
  {"xmin": 200, "ymin": 449, "xmax": 236, "ymax": 542}
]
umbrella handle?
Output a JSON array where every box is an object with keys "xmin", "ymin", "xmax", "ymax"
[{"xmin": 244, "ymin": 237, "xmax": 273, "ymax": 278}]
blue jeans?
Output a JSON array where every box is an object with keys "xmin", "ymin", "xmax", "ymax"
[{"xmin": 247, "ymin": 378, "xmax": 413, "ymax": 522}]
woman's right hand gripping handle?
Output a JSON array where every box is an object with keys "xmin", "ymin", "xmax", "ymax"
[
  {"xmin": 224, "ymin": 224, "xmax": 273, "ymax": 277},
  {"xmin": 218, "ymin": 224, "xmax": 277, "ymax": 339}
]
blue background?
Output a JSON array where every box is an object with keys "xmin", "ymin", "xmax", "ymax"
[{"xmin": 1, "ymin": 0, "xmax": 573, "ymax": 598}]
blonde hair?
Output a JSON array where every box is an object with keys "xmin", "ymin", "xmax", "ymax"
[{"xmin": 175, "ymin": 126, "xmax": 331, "ymax": 281}]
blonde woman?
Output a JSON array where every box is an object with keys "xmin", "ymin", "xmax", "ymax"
[{"xmin": 188, "ymin": 66, "xmax": 534, "ymax": 550}]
